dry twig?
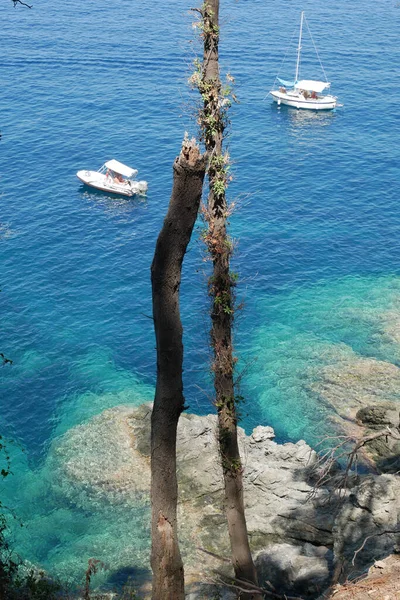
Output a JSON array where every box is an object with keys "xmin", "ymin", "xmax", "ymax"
[
  {"xmin": 352, "ymin": 528, "xmax": 400, "ymax": 566},
  {"xmin": 211, "ymin": 570, "xmax": 304, "ymax": 599},
  {"xmin": 309, "ymin": 427, "xmax": 400, "ymax": 500}
]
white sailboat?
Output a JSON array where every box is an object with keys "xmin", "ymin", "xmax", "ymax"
[{"xmin": 270, "ymin": 12, "xmax": 338, "ymax": 111}]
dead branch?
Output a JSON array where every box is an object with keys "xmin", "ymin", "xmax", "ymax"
[
  {"xmin": 211, "ymin": 571, "xmax": 304, "ymax": 599},
  {"xmin": 352, "ymin": 528, "xmax": 400, "ymax": 566},
  {"xmin": 309, "ymin": 427, "xmax": 400, "ymax": 500},
  {"xmin": 83, "ymin": 559, "xmax": 106, "ymax": 600},
  {"xmin": 196, "ymin": 546, "xmax": 230, "ymax": 563}
]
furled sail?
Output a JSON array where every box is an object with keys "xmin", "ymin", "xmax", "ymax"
[{"xmin": 277, "ymin": 77, "xmax": 296, "ymax": 88}]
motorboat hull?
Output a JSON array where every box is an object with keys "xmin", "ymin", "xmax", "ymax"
[
  {"xmin": 270, "ymin": 90, "xmax": 337, "ymax": 111},
  {"xmin": 77, "ymin": 170, "xmax": 147, "ymax": 197}
]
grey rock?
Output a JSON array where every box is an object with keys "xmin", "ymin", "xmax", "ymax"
[
  {"xmin": 255, "ymin": 542, "xmax": 332, "ymax": 598},
  {"xmin": 250, "ymin": 425, "xmax": 275, "ymax": 443},
  {"xmin": 333, "ymin": 474, "xmax": 400, "ymax": 579},
  {"xmin": 355, "ymin": 404, "xmax": 400, "ymax": 473},
  {"xmin": 356, "ymin": 405, "xmax": 399, "ymax": 429}
]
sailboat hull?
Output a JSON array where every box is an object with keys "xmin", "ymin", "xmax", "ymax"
[{"xmin": 270, "ymin": 90, "xmax": 337, "ymax": 111}]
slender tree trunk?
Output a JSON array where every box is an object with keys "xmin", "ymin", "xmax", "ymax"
[
  {"xmin": 197, "ymin": 2, "xmax": 262, "ymax": 598},
  {"xmin": 151, "ymin": 137, "xmax": 206, "ymax": 600}
]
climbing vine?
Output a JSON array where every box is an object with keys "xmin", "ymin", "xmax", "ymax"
[
  {"xmin": 189, "ymin": 4, "xmax": 261, "ymax": 595},
  {"xmin": 189, "ymin": 0, "xmax": 246, "ymax": 439}
]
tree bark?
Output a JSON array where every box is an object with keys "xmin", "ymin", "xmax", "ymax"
[
  {"xmin": 150, "ymin": 137, "xmax": 206, "ymax": 600},
  {"xmin": 199, "ymin": 2, "xmax": 262, "ymax": 597}
]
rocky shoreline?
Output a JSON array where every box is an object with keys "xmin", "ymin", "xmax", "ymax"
[{"xmin": 48, "ymin": 402, "xmax": 400, "ymax": 599}]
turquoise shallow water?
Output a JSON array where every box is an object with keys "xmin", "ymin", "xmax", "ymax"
[{"xmin": 1, "ymin": 0, "xmax": 400, "ymax": 588}]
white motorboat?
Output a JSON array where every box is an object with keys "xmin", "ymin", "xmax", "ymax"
[
  {"xmin": 270, "ymin": 12, "xmax": 338, "ymax": 111},
  {"xmin": 76, "ymin": 159, "xmax": 148, "ymax": 197}
]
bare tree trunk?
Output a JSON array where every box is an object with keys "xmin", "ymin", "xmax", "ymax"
[
  {"xmin": 197, "ymin": 2, "xmax": 262, "ymax": 597},
  {"xmin": 151, "ymin": 137, "xmax": 206, "ymax": 600}
]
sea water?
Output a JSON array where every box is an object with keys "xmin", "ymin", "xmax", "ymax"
[{"xmin": 1, "ymin": 0, "xmax": 400, "ymax": 589}]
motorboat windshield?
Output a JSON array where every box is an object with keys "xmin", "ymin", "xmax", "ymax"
[{"xmin": 99, "ymin": 160, "xmax": 139, "ymax": 180}]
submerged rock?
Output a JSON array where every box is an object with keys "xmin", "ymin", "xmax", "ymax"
[
  {"xmin": 310, "ymin": 356, "xmax": 400, "ymax": 420},
  {"xmin": 49, "ymin": 403, "xmax": 151, "ymax": 507},
  {"xmin": 309, "ymin": 355, "xmax": 400, "ymax": 470},
  {"xmin": 356, "ymin": 404, "xmax": 400, "ymax": 473}
]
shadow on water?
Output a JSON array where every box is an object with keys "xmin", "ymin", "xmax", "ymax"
[
  {"xmin": 104, "ymin": 565, "xmax": 151, "ymax": 593},
  {"xmin": 79, "ymin": 187, "xmax": 148, "ymax": 216},
  {"xmin": 270, "ymin": 102, "xmax": 338, "ymax": 130}
]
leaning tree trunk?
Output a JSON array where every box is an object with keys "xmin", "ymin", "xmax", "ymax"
[
  {"xmin": 197, "ymin": 1, "xmax": 262, "ymax": 597},
  {"xmin": 151, "ymin": 137, "xmax": 206, "ymax": 600}
]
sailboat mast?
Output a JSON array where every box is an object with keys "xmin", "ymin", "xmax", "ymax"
[{"xmin": 295, "ymin": 11, "xmax": 304, "ymax": 83}]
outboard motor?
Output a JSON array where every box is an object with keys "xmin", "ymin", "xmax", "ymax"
[{"xmin": 136, "ymin": 181, "xmax": 148, "ymax": 194}]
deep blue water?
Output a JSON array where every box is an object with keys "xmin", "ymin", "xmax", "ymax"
[{"xmin": 1, "ymin": 0, "xmax": 400, "ymax": 588}]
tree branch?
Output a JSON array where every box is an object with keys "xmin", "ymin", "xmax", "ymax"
[
  {"xmin": 211, "ymin": 571, "xmax": 304, "ymax": 600},
  {"xmin": 352, "ymin": 528, "xmax": 400, "ymax": 566},
  {"xmin": 309, "ymin": 427, "xmax": 400, "ymax": 499},
  {"xmin": 196, "ymin": 546, "xmax": 230, "ymax": 563}
]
